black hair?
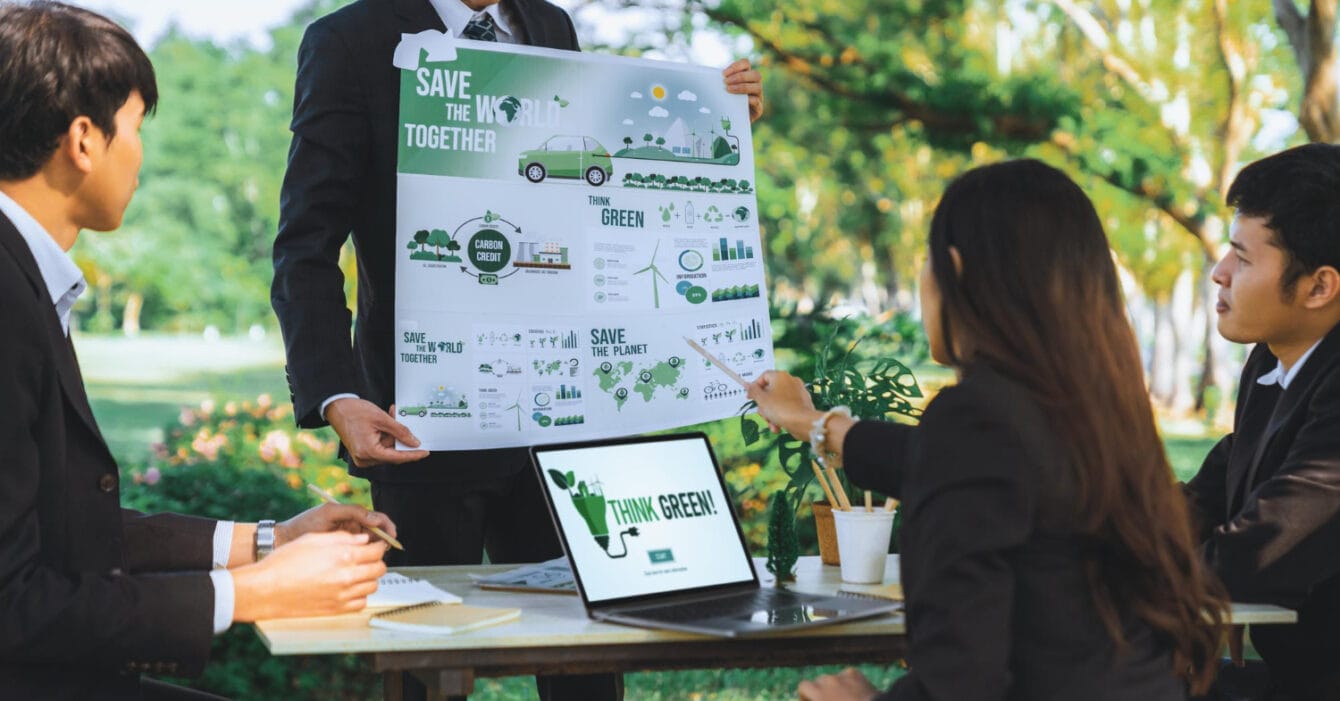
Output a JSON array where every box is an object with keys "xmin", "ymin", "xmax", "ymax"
[
  {"xmin": 1226, "ymin": 143, "xmax": 1340, "ymax": 293},
  {"xmin": 0, "ymin": 1, "xmax": 157, "ymax": 180}
]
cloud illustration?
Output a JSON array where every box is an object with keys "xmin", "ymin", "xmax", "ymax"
[
  {"xmin": 622, "ymin": 118, "xmax": 635, "ymax": 125},
  {"xmin": 648, "ymin": 106, "xmax": 669, "ymax": 118},
  {"xmin": 699, "ymin": 107, "xmax": 712, "ymax": 114},
  {"xmin": 677, "ymin": 90, "xmax": 698, "ymax": 101},
  {"xmin": 629, "ymin": 91, "xmax": 644, "ymax": 99}
]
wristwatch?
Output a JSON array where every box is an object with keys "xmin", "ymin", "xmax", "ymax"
[{"xmin": 254, "ymin": 519, "xmax": 277, "ymax": 561}]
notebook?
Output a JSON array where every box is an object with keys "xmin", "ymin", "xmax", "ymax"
[
  {"xmin": 369, "ymin": 601, "xmax": 520, "ymax": 635},
  {"xmin": 531, "ymin": 432, "xmax": 899, "ymax": 637},
  {"xmin": 836, "ymin": 582, "xmax": 904, "ymax": 602},
  {"xmin": 470, "ymin": 556, "xmax": 577, "ymax": 595},
  {"xmin": 366, "ymin": 572, "xmax": 462, "ymax": 609}
]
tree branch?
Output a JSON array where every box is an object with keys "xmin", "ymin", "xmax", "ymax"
[{"xmin": 1273, "ymin": 0, "xmax": 1311, "ymax": 73}]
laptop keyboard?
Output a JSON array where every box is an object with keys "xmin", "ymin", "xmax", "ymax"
[{"xmin": 623, "ymin": 588, "xmax": 812, "ymax": 623}]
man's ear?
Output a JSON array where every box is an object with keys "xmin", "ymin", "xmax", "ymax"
[
  {"xmin": 62, "ymin": 116, "xmax": 99, "ymax": 175},
  {"xmin": 1302, "ymin": 266, "xmax": 1340, "ymax": 310}
]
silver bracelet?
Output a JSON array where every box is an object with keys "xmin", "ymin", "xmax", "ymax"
[{"xmin": 810, "ymin": 406, "xmax": 852, "ymax": 469}]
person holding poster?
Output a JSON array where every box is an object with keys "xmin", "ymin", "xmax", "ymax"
[
  {"xmin": 273, "ymin": 1, "xmax": 762, "ymax": 699},
  {"xmin": 748, "ymin": 160, "xmax": 1226, "ymax": 701}
]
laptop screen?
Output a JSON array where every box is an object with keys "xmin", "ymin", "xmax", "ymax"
[{"xmin": 533, "ymin": 434, "xmax": 757, "ymax": 605}]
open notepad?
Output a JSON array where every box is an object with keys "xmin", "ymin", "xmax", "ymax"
[
  {"xmin": 366, "ymin": 573, "xmax": 462, "ymax": 609},
  {"xmin": 370, "ymin": 601, "xmax": 521, "ymax": 635}
]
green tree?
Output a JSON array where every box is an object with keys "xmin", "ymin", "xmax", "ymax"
[
  {"xmin": 427, "ymin": 230, "xmax": 452, "ymax": 260},
  {"xmin": 765, "ymin": 489, "xmax": 799, "ymax": 583},
  {"xmin": 642, "ymin": 132, "xmax": 653, "ymax": 146}
]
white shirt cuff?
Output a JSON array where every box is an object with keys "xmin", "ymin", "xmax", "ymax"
[
  {"xmin": 208, "ymin": 569, "xmax": 235, "ymax": 634},
  {"xmin": 212, "ymin": 521, "xmax": 235, "ymax": 569},
  {"xmin": 320, "ymin": 393, "xmax": 360, "ymax": 421}
]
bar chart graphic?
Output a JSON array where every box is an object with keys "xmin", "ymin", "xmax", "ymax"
[
  {"xmin": 561, "ymin": 330, "xmax": 579, "ymax": 349},
  {"xmin": 741, "ymin": 318, "xmax": 764, "ymax": 341},
  {"xmin": 712, "ymin": 238, "xmax": 755, "ymax": 262},
  {"xmin": 556, "ymin": 384, "xmax": 583, "ymax": 400}
]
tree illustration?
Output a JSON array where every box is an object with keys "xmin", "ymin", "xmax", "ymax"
[
  {"xmin": 720, "ymin": 116, "xmax": 732, "ymax": 135},
  {"xmin": 445, "ymin": 238, "xmax": 462, "ymax": 256},
  {"xmin": 413, "ymin": 229, "xmax": 430, "ymax": 253},
  {"xmin": 655, "ymin": 136, "xmax": 666, "ymax": 148},
  {"xmin": 642, "ymin": 132, "xmax": 653, "ymax": 146},
  {"xmin": 405, "ymin": 240, "xmax": 418, "ymax": 253},
  {"xmin": 622, "ymin": 136, "xmax": 633, "ymax": 148},
  {"xmin": 427, "ymin": 229, "xmax": 451, "ymax": 260}
]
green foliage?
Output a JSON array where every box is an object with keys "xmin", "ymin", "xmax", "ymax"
[{"xmin": 765, "ymin": 489, "xmax": 800, "ymax": 582}]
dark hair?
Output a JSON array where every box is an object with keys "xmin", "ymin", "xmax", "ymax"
[
  {"xmin": 0, "ymin": 1, "xmax": 157, "ymax": 180},
  {"xmin": 1226, "ymin": 143, "xmax": 1340, "ymax": 294},
  {"xmin": 928, "ymin": 159, "xmax": 1226, "ymax": 694}
]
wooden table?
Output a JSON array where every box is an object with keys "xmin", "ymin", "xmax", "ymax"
[{"xmin": 253, "ymin": 555, "xmax": 1295, "ymax": 700}]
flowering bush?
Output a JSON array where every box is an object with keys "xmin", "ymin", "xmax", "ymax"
[{"xmin": 120, "ymin": 394, "xmax": 378, "ymax": 700}]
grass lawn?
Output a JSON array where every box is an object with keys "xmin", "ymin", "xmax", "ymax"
[{"xmin": 78, "ymin": 335, "xmax": 1228, "ymax": 699}]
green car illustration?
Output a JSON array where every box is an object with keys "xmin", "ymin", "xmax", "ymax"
[{"xmin": 519, "ymin": 135, "xmax": 614, "ymax": 187}]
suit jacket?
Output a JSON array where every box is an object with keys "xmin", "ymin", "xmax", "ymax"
[
  {"xmin": 844, "ymin": 365, "xmax": 1185, "ymax": 701},
  {"xmin": 0, "ymin": 213, "xmax": 216, "ymax": 700},
  {"xmin": 272, "ymin": 0, "xmax": 580, "ymax": 484},
  {"xmin": 1186, "ymin": 324, "xmax": 1340, "ymax": 695}
]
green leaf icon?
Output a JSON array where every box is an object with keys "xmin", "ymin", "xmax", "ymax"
[
  {"xmin": 547, "ymin": 469, "xmax": 570, "ymax": 490},
  {"xmin": 565, "ymin": 470, "xmax": 576, "ymax": 488}
]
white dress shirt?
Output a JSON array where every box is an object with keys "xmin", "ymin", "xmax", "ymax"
[
  {"xmin": 1256, "ymin": 339, "xmax": 1324, "ymax": 390},
  {"xmin": 0, "ymin": 190, "xmax": 236, "ymax": 634}
]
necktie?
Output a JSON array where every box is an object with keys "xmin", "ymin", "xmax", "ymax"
[{"xmin": 462, "ymin": 13, "xmax": 498, "ymax": 42}]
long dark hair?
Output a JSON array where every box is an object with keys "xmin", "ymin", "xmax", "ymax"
[{"xmin": 927, "ymin": 159, "xmax": 1225, "ymax": 693}]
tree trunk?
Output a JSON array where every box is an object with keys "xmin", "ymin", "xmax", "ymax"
[
  {"xmin": 121, "ymin": 291, "xmax": 143, "ymax": 337},
  {"xmin": 1150, "ymin": 299, "xmax": 1175, "ymax": 408},
  {"xmin": 1170, "ymin": 269, "xmax": 1199, "ymax": 414},
  {"xmin": 1273, "ymin": 0, "xmax": 1340, "ymax": 143}
]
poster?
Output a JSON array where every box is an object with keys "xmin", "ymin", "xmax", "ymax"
[{"xmin": 394, "ymin": 33, "xmax": 773, "ymax": 450}]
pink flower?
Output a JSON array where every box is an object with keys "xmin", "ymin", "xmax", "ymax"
[
  {"xmin": 258, "ymin": 430, "xmax": 292, "ymax": 463},
  {"xmin": 144, "ymin": 467, "xmax": 161, "ymax": 486},
  {"xmin": 200, "ymin": 399, "xmax": 216, "ymax": 415},
  {"xmin": 257, "ymin": 393, "xmax": 273, "ymax": 409},
  {"xmin": 224, "ymin": 401, "xmax": 238, "ymax": 416},
  {"xmin": 178, "ymin": 409, "xmax": 196, "ymax": 427}
]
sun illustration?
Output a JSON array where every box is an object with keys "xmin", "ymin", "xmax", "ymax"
[{"xmin": 650, "ymin": 84, "xmax": 667, "ymax": 101}]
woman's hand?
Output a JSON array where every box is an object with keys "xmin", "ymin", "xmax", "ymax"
[
  {"xmin": 747, "ymin": 370, "xmax": 822, "ymax": 439},
  {"xmin": 797, "ymin": 668, "xmax": 879, "ymax": 701}
]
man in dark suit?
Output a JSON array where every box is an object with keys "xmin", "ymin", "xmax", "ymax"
[
  {"xmin": 273, "ymin": 1, "xmax": 763, "ymax": 697},
  {"xmin": 1186, "ymin": 143, "xmax": 1340, "ymax": 700},
  {"xmin": 0, "ymin": 4, "xmax": 396, "ymax": 698}
]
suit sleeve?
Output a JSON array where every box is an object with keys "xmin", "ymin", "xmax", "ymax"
[
  {"xmin": 842, "ymin": 420, "xmax": 915, "ymax": 498},
  {"xmin": 0, "ymin": 306, "xmax": 213, "ymax": 675},
  {"xmin": 272, "ymin": 20, "xmax": 370, "ymax": 428},
  {"xmin": 1184, "ymin": 434, "xmax": 1232, "ymax": 542},
  {"xmin": 1203, "ymin": 369, "xmax": 1340, "ymax": 607},
  {"xmin": 121, "ymin": 510, "xmax": 216, "ymax": 573},
  {"xmin": 879, "ymin": 387, "xmax": 1032, "ymax": 701}
]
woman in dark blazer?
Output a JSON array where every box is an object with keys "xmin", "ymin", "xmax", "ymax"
[{"xmin": 749, "ymin": 160, "xmax": 1226, "ymax": 701}]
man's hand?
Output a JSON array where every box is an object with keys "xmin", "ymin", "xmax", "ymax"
[
  {"xmin": 722, "ymin": 58, "xmax": 764, "ymax": 122},
  {"xmin": 325, "ymin": 397, "xmax": 430, "ymax": 467},
  {"xmin": 275, "ymin": 502, "xmax": 398, "ymax": 548},
  {"xmin": 230, "ymin": 531, "xmax": 388, "ymax": 621},
  {"xmin": 797, "ymin": 668, "xmax": 879, "ymax": 701}
]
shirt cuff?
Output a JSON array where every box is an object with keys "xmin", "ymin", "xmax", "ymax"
[
  {"xmin": 212, "ymin": 521, "xmax": 235, "ymax": 569},
  {"xmin": 208, "ymin": 569, "xmax": 235, "ymax": 634},
  {"xmin": 321, "ymin": 393, "xmax": 361, "ymax": 421}
]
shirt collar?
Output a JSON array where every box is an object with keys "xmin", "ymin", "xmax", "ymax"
[
  {"xmin": 429, "ymin": 0, "xmax": 514, "ymax": 40},
  {"xmin": 0, "ymin": 190, "xmax": 85, "ymax": 335},
  {"xmin": 1257, "ymin": 339, "xmax": 1324, "ymax": 390}
]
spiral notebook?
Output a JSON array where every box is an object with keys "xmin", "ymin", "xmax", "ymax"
[
  {"xmin": 369, "ymin": 601, "xmax": 521, "ymax": 635},
  {"xmin": 366, "ymin": 573, "xmax": 462, "ymax": 609}
]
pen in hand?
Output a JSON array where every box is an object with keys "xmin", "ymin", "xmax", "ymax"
[{"xmin": 306, "ymin": 483, "xmax": 405, "ymax": 551}]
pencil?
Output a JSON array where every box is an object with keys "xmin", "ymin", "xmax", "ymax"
[
  {"xmin": 883, "ymin": 497, "xmax": 898, "ymax": 511},
  {"xmin": 306, "ymin": 483, "xmax": 404, "ymax": 551},
  {"xmin": 811, "ymin": 460, "xmax": 840, "ymax": 510},
  {"xmin": 683, "ymin": 336, "xmax": 749, "ymax": 388},
  {"xmin": 864, "ymin": 490, "xmax": 873, "ymax": 512},
  {"xmin": 827, "ymin": 467, "xmax": 852, "ymax": 511}
]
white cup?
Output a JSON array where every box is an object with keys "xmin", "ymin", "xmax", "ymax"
[{"xmin": 831, "ymin": 508, "xmax": 896, "ymax": 584}]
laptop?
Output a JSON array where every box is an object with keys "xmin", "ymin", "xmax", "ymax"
[{"xmin": 531, "ymin": 432, "xmax": 900, "ymax": 637}]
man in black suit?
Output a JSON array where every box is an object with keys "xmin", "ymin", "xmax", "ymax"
[
  {"xmin": 273, "ymin": 1, "xmax": 763, "ymax": 697},
  {"xmin": 0, "ymin": 4, "xmax": 396, "ymax": 698},
  {"xmin": 1186, "ymin": 143, "xmax": 1340, "ymax": 700}
]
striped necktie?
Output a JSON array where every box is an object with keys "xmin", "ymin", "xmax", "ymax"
[{"xmin": 462, "ymin": 13, "xmax": 498, "ymax": 42}]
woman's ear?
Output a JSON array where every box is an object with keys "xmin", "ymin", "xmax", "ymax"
[{"xmin": 949, "ymin": 246, "xmax": 964, "ymax": 278}]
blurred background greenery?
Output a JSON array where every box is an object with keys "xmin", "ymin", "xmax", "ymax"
[{"xmin": 77, "ymin": 0, "xmax": 1337, "ymax": 697}]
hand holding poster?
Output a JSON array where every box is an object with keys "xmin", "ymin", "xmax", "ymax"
[{"xmin": 394, "ymin": 33, "xmax": 773, "ymax": 450}]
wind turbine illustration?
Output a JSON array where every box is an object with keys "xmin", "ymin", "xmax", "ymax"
[
  {"xmin": 634, "ymin": 241, "xmax": 669, "ymax": 309},
  {"xmin": 505, "ymin": 388, "xmax": 523, "ymax": 431}
]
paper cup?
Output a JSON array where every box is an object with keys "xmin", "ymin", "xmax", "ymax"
[{"xmin": 831, "ymin": 508, "xmax": 895, "ymax": 584}]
